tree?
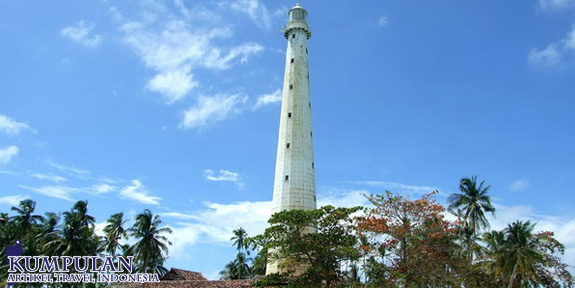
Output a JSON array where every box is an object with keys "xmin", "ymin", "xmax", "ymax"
[
  {"xmin": 45, "ymin": 201, "xmax": 100, "ymax": 257},
  {"xmin": 103, "ymin": 212, "xmax": 127, "ymax": 257},
  {"xmin": 220, "ymin": 252, "xmax": 252, "ymax": 280},
  {"xmin": 225, "ymin": 227, "xmax": 253, "ymax": 279},
  {"xmin": 448, "ymin": 176, "xmax": 495, "ymax": 257},
  {"xmin": 127, "ymin": 209, "xmax": 172, "ymax": 276},
  {"xmin": 481, "ymin": 221, "xmax": 574, "ymax": 288},
  {"xmin": 231, "ymin": 227, "xmax": 249, "ymax": 253},
  {"xmin": 72, "ymin": 200, "xmax": 96, "ymax": 228},
  {"xmin": 254, "ymin": 205, "xmax": 361, "ymax": 287},
  {"xmin": 10, "ymin": 199, "xmax": 43, "ymax": 238},
  {"xmin": 357, "ymin": 191, "xmax": 465, "ymax": 287}
]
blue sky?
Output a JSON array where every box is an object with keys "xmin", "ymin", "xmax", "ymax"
[{"xmin": 1, "ymin": 0, "xmax": 575, "ymax": 279}]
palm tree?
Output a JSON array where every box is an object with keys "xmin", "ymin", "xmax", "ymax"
[
  {"xmin": 448, "ymin": 176, "xmax": 495, "ymax": 256},
  {"xmin": 503, "ymin": 221, "xmax": 543, "ymax": 288},
  {"xmin": 38, "ymin": 212, "xmax": 60, "ymax": 254},
  {"xmin": 103, "ymin": 212, "xmax": 127, "ymax": 257},
  {"xmin": 231, "ymin": 227, "xmax": 249, "ymax": 253},
  {"xmin": 127, "ymin": 209, "xmax": 172, "ymax": 276},
  {"xmin": 45, "ymin": 202, "xmax": 99, "ymax": 257},
  {"xmin": 481, "ymin": 221, "xmax": 573, "ymax": 288},
  {"xmin": 220, "ymin": 252, "xmax": 251, "ymax": 280},
  {"xmin": 72, "ymin": 200, "xmax": 96, "ymax": 228},
  {"xmin": 10, "ymin": 199, "xmax": 43, "ymax": 237}
]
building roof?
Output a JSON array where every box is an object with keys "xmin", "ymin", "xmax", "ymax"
[
  {"xmin": 118, "ymin": 280, "xmax": 254, "ymax": 288},
  {"xmin": 161, "ymin": 268, "xmax": 208, "ymax": 281},
  {"xmin": 114, "ymin": 268, "xmax": 257, "ymax": 288}
]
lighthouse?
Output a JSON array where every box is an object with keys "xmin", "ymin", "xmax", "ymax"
[{"xmin": 267, "ymin": 3, "xmax": 316, "ymax": 274}]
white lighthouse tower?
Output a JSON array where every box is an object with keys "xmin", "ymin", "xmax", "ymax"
[{"xmin": 267, "ymin": 3, "xmax": 316, "ymax": 274}]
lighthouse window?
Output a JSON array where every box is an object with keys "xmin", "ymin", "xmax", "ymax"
[
  {"xmin": 288, "ymin": 112, "xmax": 292, "ymax": 118},
  {"xmin": 312, "ymin": 162, "xmax": 314, "ymax": 168},
  {"xmin": 292, "ymin": 34, "xmax": 296, "ymax": 38},
  {"xmin": 289, "ymin": 84, "xmax": 293, "ymax": 90},
  {"xmin": 306, "ymin": 48, "xmax": 308, "ymax": 54},
  {"xmin": 285, "ymin": 175, "xmax": 289, "ymax": 181},
  {"xmin": 309, "ymin": 102, "xmax": 311, "ymax": 108},
  {"xmin": 286, "ymin": 143, "xmax": 290, "ymax": 148},
  {"xmin": 291, "ymin": 58, "xmax": 294, "ymax": 63},
  {"xmin": 310, "ymin": 131, "xmax": 313, "ymax": 137}
]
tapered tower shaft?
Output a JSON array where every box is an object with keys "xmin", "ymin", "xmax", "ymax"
[
  {"xmin": 272, "ymin": 4, "xmax": 316, "ymax": 216},
  {"xmin": 267, "ymin": 4, "xmax": 316, "ymax": 274}
]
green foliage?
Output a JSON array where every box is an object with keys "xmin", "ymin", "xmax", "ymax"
[
  {"xmin": 220, "ymin": 227, "xmax": 268, "ymax": 280},
  {"xmin": 253, "ymin": 205, "xmax": 362, "ymax": 287},
  {"xmin": 448, "ymin": 176, "xmax": 496, "ymax": 259},
  {"xmin": 480, "ymin": 220, "xmax": 574, "ymax": 288},
  {"xmin": 126, "ymin": 209, "xmax": 173, "ymax": 275},
  {"xmin": 0, "ymin": 198, "xmax": 172, "ymax": 286},
  {"xmin": 250, "ymin": 177, "xmax": 573, "ymax": 288}
]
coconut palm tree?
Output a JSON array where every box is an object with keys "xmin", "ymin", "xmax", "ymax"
[
  {"xmin": 220, "ymin": 252, "xmax": 251, "ymax": 280},
  {"xmin": 38, "ymin": 212, "xmax": 60, "ymax": 254},
  {"xmin": 103, "ymin": 212, "xmax": 127, "ymax": 257},
  {"xmin": 72, "ymin": 200, "xmax": 96, "ymax": 228},
  {"xmin": 231, "ymin": 227, "xmax": 249, "ymax": 253},
  {"xmin": 448, "ymin": 176, "xmax": 495, "ymax": 256},
  {"xmin": 503, "ymin": 221, "xmax": 544, "ymax": 288},
  {"xmin": 10, "ymin": 199, "xmax": 43, "ymax": 238},
  {"xmin": 481, "ymin": 221, "xmax": 573, "ymax": 288},
  {"xmin": 45, "ymin": 201, "xmax": 99, "ymax": 257},
  {"xmin": 127, "ymin": 209, "xmax": 172, "ymax": 276}
]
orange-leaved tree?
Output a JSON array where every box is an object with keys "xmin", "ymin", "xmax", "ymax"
[{"xmin": 357, "ymin": 191, "xmax": 472, "ymax": 287}]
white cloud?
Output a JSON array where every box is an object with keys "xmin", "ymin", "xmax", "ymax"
[
  {"xmin": 566, "ymin": 24, "xmax": 575, "ymax": 50},
  {"xmin": 225, "ymin": 0, "xmax": 273, "ymax": 30},
  {"xmin": 510, "ymin": 179, "xmax": 530, "ymax": 192},
  {"xmin": 0, "ymin": 115, "xmax": 31, "ymax": 136},
  {"xmin": 0, "ymin": 145, "xmax": 19, "ymax": 164},
  {"xmin": 32, "ymin": 173, "xmax": 67, "ymax": 183},
  {"xmin": 203, "ymin": 169, "xmax": 240, "ymax": 182},
  {"xmin": 93, "ymin": 183, "xmax": 116, "ymax": 194},
  {"xmin": 253, "ymin": 89, "xmax": 282, "ymax": 110},
  {"xmin": 202, "ymin": 43, "xmax": 264, "ymax": 70},
  {"xmin": 529, "ymin": 44, "xmax": 562, "ymax": 66},
  {"xmin": 19, "ymin": 185, "xmax": 77, "ymax": 202},
  {"xmin": 18, "ymin": 182, "xmax": 117, "ymax": 201},
  {"xmin": 539, "ymin": 0, "xmax": 575, "ymax": 11},
  {"xmin": 119, "ymin": 180, "xmax": 161, "ymax": 205},
  {"xmin": 318, "ymin": 188, "xmax": 371, "ymax": 209},
  {"xmin": 120, "ymin": 5, "xmax": 263, "ymax": 103},
  {"xmin": 0, "ymin": 194, "xmax": 30, "ymax": 206},
  {"xmin": 161, "ymin": 212, "xmax": 199, "ymax": 220},
  {"xmin": 48, "ymin": 162, "xmax": 116, "ymax": 184},
  {"xmin": 529, "ymin": 24, "xmax": 575, "ymax": 66},
  {"xmin": 49, "ymin": 162, "xmax": 91, "ymax": 177},
  {"xmin": 163, "ymin": 200, "xmax": 272, "ymax": 245},
  {"xmin": 174, "ymin": 0, "xmax": 192, "ymax": 19},
  {"xmin": 378, "ymin": 16, "xmax": 388, "ymax": 27},
  {"xmin": 61, "ymin": 21, "xmax": 102, "ymax": 47},
  {"xmin": 349, "ymin": 180, "xmax": 438, "ymax": 195},
  {"xmin": 162, "ymin": 188, "xmax": 369, "ymax": 262},
  {"xmin": 180, "ymin": 94, "xmax": 247, "ymax": 129},
  {"xmin": 146, "ymin": 67, "xmax": 199, "ymax": 103}
]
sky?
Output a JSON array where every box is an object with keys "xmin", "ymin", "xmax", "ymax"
[{"xmin": 1, "ymin": 0, "xmax": 575, "ymax": 280}]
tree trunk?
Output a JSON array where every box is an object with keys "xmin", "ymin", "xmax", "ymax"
[{"xmin": 507, "ymin": 261, "xmax": 519, "ymax": 288}]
